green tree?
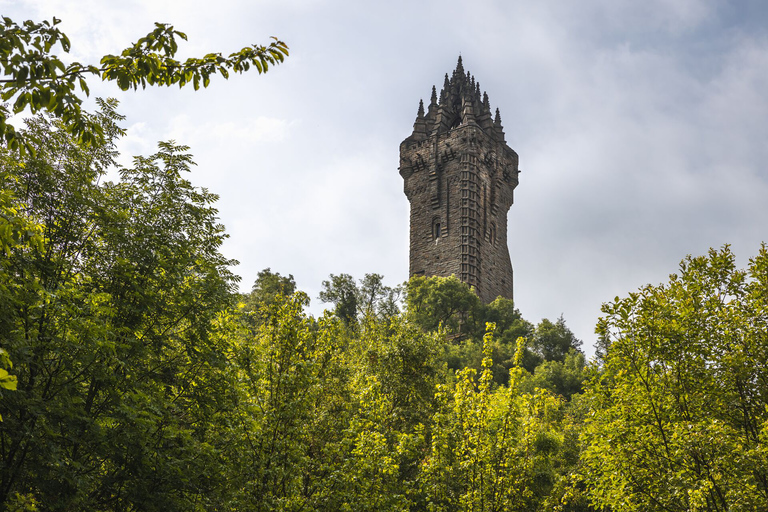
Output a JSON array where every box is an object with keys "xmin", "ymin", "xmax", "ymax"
[
  {"xmin": 484, "ymin": 297, "xmax": 533, "ymax": 345},
  {"xmin": 319, "ymin": 273, "xmax": 360, "ymax": 325},
  {"xmin": 520, "ymin": 349, "xmax": 587, "ymax": 401},
  {"xmin": 225, "ymin": 293, "xmax": 351, "ymax": 510},
  {"xmin": 241, "ymin": 267, "xmax": 297, "ymax": 329},
  {"xmin": 249, "ymin": 268, "xmax": 297, "ymax": 303},
  {"xmin": 0, "ymin": 183, "xmax": 43, "ymax": 408},
  {"xmin": 0, "ymin": 16, "xmax": 288, "ymax": 151},
  {"xmin": 420, "ymin": 327, "xmax": 576, "ymax": 511},
  {"xmin": 0, "ymin": 105, "xmax": 241, "ymax": 509},
  {"xmin": 358, "ymin": 273, "xmax": 403, "ymax": 319},
  {"xmin": 405, "ymin": 274, "xmax": 483, "ymax": 338},
  {"xmin": 532, "ymin": 316, "xmax": 582, "ymax": 363},
  {"xmin": 354, "ymin": 315, "xmax": 444, "ymax": 431},
  {"xmin": 319, "ymin": 273, "xmax": 402, "ymax": 326},
  {"xmin": 581, "ymin": 245, "xmax": 768, "ymax": 511},
  {"xmin": 225, "ymin": 292, "xmax": 421, "ymax": 511},
  {"xmin": 334, "ymin": 375, "xmax": 415, "ymax": 512}
]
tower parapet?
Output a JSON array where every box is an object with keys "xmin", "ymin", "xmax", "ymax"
[{"xmin": 400, "ymin": 57, "xmax": 519, "ymax": 303}]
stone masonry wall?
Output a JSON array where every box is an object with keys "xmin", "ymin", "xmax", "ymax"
[{"xmin": 400, "ymin": 96, "xmax": 518, "ymax": 302}]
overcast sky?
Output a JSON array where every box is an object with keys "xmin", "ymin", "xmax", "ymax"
[{"xmin": 4, "ymin": 0, "xmax": 768, "ymax": 354}]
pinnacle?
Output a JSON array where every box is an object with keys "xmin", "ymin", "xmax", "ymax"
[
  {"xmin": 440, "ymin": 74, "xmax": 450, "ymax": 104},
  {"xmin": 430, "ymin": 85, "xmax": 437, "ymax": 105},
  {"xmin": 417, "ymin": 99, "xmax": 425, "ymax": 118}
]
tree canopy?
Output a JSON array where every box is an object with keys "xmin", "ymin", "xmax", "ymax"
[
  {"xmin": 581, "ymin": 245, "xmax": 768, "ymax": 511},
  {"xmin": 0, "ymin": 101, "xmax": 241, "ymax": 509}
]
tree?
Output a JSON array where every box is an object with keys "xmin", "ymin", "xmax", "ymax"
[
  {"xmin": 241, "ymin": 268, "xmax": 297, "ymax": 329},
  {"xmin": 531, "ymin": 316, "xmax": 582, "ymax": 363},
  {"xmin": 519, "ymin": 349, "xmax": 587, "ymax": 401},
  {"xmin": 405, "ymin": 275, "xmax": 483, "ymax": 338},
  {"xmin": 358, "ymin": 273, "xmax": 403, "ymax": 319},
  {"xmin": 354, "ymin": 315, "xmax": 444, "ymax": 431},
  {"xmin": 319, "ymin": 273, "xmax": 360, "ymax": 325},
  {"xmin": 225, "ymin": 292, "xmax": 353, "ymax": 510},
  {"xmin": 484, "ymin": 297, "xmax": 532, "ymax": 345},
  {"xmin": 225, "ymin": 293, "xmax": 422, "ymax": 511},
  {"xmin": 581, "ymin": 245, "xmax": 768, "ymax": 511},
  {"xmin": 0, "ymin": 16, "xmax": 288, "ymax": 151},
  {"xmin": 319, "ymin": 273, "xmax": 402, "ymax": 325},
  {"xmin": 250, "ymin": 268, "xmax": 297, "ymax": 302},
  {"xmin": 420, "ymin": 326, "xmax": 577, "ymax": 511},
  {"xmin": 0, "ymin": 105, "xmax": 241, "ymax": 509}
]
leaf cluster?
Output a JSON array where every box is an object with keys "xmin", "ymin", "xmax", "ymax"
[{"xmin": 0, "ymin": 16, "xmax": 288, "ymax": 152}]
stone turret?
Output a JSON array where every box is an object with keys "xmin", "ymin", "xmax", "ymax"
[{"xmin": 400, "ymin": 57, "xmax": 519, "ymax": 303}]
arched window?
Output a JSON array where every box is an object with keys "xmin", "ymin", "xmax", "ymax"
[
  {"xmin": 432, "ymin": 218, "xmax": 442, "ymax": 240},
  {"xmin": 489, "ymin": 222, "xmax": 497, "ymax": 245}
]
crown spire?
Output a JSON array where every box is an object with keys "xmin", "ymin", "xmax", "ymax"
[{"xmin": 405, "ymin": 58, "xmax": 510, "ymax": 140}]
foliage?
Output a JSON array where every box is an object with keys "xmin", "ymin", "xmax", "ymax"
[
  {"xmin": 0, "ymin": 73, "xmax": 639, "ymax": 511},
  {"xmin": 224, "ymin": 292, "xmax": 431, "ymax": 511},
  {"xmin": 531, "ymin": 315, "xmax": 582, "ymax": 364},
  {"xmin": 0, "ymin": 16, "xmax": 288, "ymax": 151},
  {"xmin": 420, "ymin": 325, "xmax": 582, "ymax": 511},
  {"xmin": 358, "ymin": 273, "xmax": 403, "ymax": 319},
  {"xmin": 353, "ymin": 315, "xmax": 444, "ymax": 431},
  {"xmin": 241, "ymin": 267, "xmax": 297, "ymax": 329},
  {"xmin": 0, "ymin": 349, "xmax": 14, "ymax": 390},
  {"xmin": 0, "ymin": 181, "xmax": 43, "ymax": 410},
  {"xmin": 405, "ymin": 274, "xmax": 483, "ymax": 338},
  {"xmin": 249, "ymin": 268, "xmax": 297, "ymax": 304},
  {"xmin": 519, "ymin": 349, "xmax": 587, "ymax": 401},
  {"xmin": 224, "ymin": 293, "xmax": 349, "ymax": 510},
  {"xmin": 405, "ymin": 275, "xmax": 585, "ymax": 391},
  {"xmin": 319, "ymin": 273, "xmax": 402, "ymax": 325},
  {"xmin": 319, "ymin": 273, "xmax": 360, "ymax": 325},
  {"xmin": 581, "ymin": 246, "xmax": 768, "ymax": 511},
  {"xmin": 0, "ymin": 105, "xmax": 239, "ymax": 509},
  {"xmin": 485, "ymin": 296, "xmax": 534, "ymax": 346},
  {"xmin": 335, "ymin": 375, "xmax": 415, "ymax": 512}
]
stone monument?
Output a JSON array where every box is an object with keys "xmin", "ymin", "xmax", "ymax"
[{"xmin": 399, "ymin": 57, "xmax": 519, "ymax": 303}]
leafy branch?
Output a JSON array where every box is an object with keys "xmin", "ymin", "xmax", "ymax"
[{"xmin": 0, "ymin": 17, "xmax": 289, "ymax": 152}]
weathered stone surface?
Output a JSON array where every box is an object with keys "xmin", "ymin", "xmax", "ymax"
[{"xmin": 400, "ymin": 57, "xmax": 519, "ymax": 303}]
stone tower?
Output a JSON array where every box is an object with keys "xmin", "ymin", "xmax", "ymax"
[{"xmin": 399, "ymin": 57, "xmax": 519, "ymax": 303}]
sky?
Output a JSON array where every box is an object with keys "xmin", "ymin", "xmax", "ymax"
[{"xmin": 4, "ymin": 0, "xmax": 768, "ymax": 354}]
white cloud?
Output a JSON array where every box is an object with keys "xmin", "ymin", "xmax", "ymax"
[{"xmin": 165, "ymin": 115, "xmax": 295, "ymax": 145}]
